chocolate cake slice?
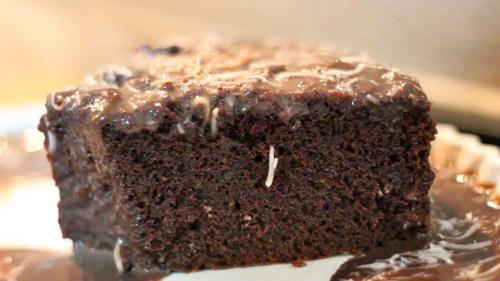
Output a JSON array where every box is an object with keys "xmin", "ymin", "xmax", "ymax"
[{"xmin": 39, "ymin": 40, "xmax": 436, "ymax": 272}]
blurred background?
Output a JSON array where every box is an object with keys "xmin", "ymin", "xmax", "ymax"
[
  {"xmin": 1, "ymin": 0, "xmax": 499, "ymax": 136},
  {"xmin": 0, "ymin": 0, "xmax": 499, "ymax": 252}
]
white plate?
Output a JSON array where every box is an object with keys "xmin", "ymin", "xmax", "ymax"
[{"xmin": 165, "ymin": 256, "xmax": 351, "ymax": 281}]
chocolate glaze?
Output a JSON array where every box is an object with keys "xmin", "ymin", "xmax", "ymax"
[
  {"xmin": 45, "ymin": 40, "xmax": 426, "ymax": 133},
  {"xmin": 1, "ymin": 171, "xmax": 497, "ymax": 281}
]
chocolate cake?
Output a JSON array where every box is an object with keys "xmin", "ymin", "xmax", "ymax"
[{"xmin": 39, "ymin": 40, "xmax": 436, "ymax": 272}]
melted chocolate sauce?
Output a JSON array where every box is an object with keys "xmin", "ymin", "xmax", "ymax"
[
  {"xmin": 0, "ymin": 246, "xmax": 167, "ymax": 281},
  {"xmin": 45, "ymin": 40, "xmax": 426, "ymax": 134},
  {"xmin": 1, "ymin": 171, "xmax": 498, "ymax": 281},
  {"xmin": 331, "ymin": 172, "xmax": 500, "ymax": 281}
]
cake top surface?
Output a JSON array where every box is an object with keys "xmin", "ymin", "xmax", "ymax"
[
  {"xmin": 46, "ymin": 39, "xmax": 427, "ymax": 131},
  {"xmin": 90, "ymin": 39, "xmax": 423, "ymax": 95}
]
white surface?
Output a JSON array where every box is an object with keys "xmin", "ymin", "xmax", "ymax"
[
  {"xmin": 477, "ymin": 154, "xmax": 500, "ymax": 187},
  {"xmin": 455, "ymin": 143, "xmax": 499, "ymax": 173},
  {"xmin": 433, "ymin": 123, "xmax": 500, "ymax": 202},
  {"xmin": 0, "ymin": 177, "xmax": 72, "ymax": 251},
  {"xmin": 0, "ymin": 105, "xmax": 46, "ymax": 134},
  {"xmin": 495, "ymin": 181, "xmax": 500, "ymax": 200},
  {"xmin": 165, "ymin": 255, "xmax": 351, "ymax": 281}
]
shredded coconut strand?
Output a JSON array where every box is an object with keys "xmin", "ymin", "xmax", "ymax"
[
  {"xmin": 439, "ymin": 223, "xmax": 480, "ymax": 241},
  {"xmin": 358, "ymin": 242, "xmax": 454, "ymax": 273},
  {"xmin": 185, "ymin": 96, "xmax": 211, "ymax": 128},
  {"xmin": 457, "ymin": 256, "xmax": 500, "ymax": 281},
  {"xmin": 439, "ymin": 240, "xmax": 492, "ymax": 250},
  {"xmin": 45, "ymin": 115, "xmax": 57, "ymax": 155},
  {"xmin": 176, "ymin": 123, "xmax": 186, "ymax": 134},
  {"xmin": 113, "ymin": 239, "xmax": 124, "ymax": 273},
  {"xmin": 435, "ymin": 217, "xmax": 460, "ymax": 232},
  {"xmin": 265, "ymin": 145, "xmax": 279, "ymax": 187},
  {"xmin": 274, "ymin": 70, "xmax": 333, "ymax": 82},
  {"xmin": 366, "ymin": 94, "xmax": 380, "ymax": 104},
  {"xmin": 382, "ymin": 71, "xmax": 396, "ymax": 80},
  {"xmin": 210, "ymin": 107, "xmax": 220, "ymax": 138},
  {"xmin": 49, "ymin": 93, "xmax": 66, "ymax": 111},
  {"xmin": 207, "ymin": 71, "xmax": 254, "ymax": 81},
  {"xmin": 225, "ymin": 96, "xmax": 235, "ymax": 108},
  {"xmin": 324, "ymin": 63, "xmax": 366, "ymax": 77},
  {"xmin": 193, "ymin": 55, "xmax": 202, "ymax": 75}
]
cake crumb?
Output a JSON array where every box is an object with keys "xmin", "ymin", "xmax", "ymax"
[{"xmin": 292, "ymin": 260, "xmax": 307, "ymax": 267}]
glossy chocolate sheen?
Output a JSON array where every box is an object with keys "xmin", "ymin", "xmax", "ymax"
[
  {"xmin": 39, "ymin": 39, "xmax": 435, "ymax": 272},
  {"xmin": 46, "ymin": 40, "xmax": 426, "ymax": 133}
]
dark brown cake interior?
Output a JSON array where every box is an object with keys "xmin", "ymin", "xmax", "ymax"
[{"xmin": 40, "ymin": 40, "xmax": 435, "ymax": 272}]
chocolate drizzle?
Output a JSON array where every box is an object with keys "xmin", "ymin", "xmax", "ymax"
[{"xmin": 1, "ymin": 171, "xmax": 497, "ymax": 281}]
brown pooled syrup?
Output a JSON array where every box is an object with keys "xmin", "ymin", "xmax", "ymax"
[{"xmin": 1, "ymin": 171, "xmax": 498, "ymax": 281}]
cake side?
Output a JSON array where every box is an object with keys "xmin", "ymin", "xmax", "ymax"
[
  {"xmin": 39, "ymin": 40, "xmax": 436, "ymax": 272},
  {"xmin": 102, "ymin": 90, "xmax": 433, "ymax": 271},
  {"xmin": 39, "ymin": 108, "xmax": 119, "ymax": 250}
]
